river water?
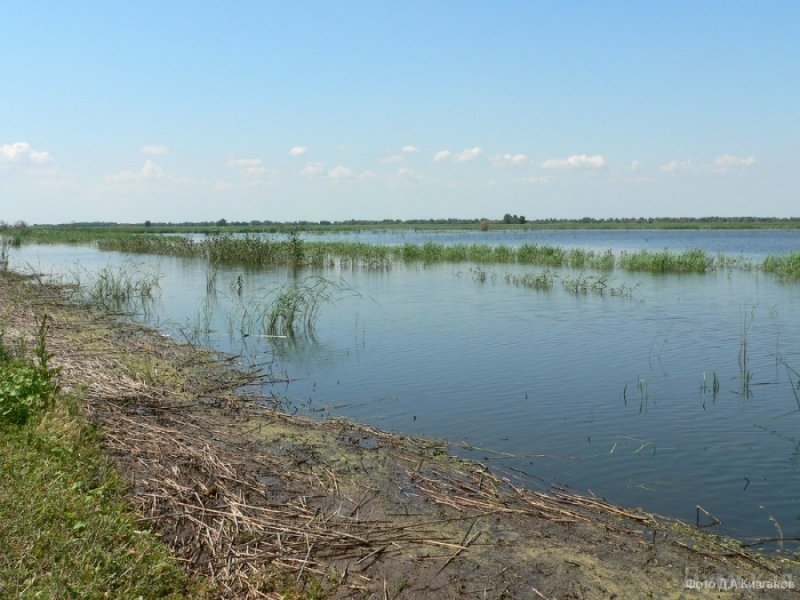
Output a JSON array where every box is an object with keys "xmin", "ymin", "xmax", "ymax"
[{"xmin": 8, "ymin": 228, "xmax": 800, "ymax": 547}]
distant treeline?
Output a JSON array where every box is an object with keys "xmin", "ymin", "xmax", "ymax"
[{"xmin": 4, "ymin": 216, "xmax": 800, "ymax": 232}]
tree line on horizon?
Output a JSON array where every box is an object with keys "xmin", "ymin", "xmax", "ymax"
[{"xmin": 3, "ymin": 215, "xmax": 800, "ymax": 229}]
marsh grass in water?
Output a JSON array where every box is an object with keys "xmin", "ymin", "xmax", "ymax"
[
  {"xmin": 230, "ymin": 276, "xmax": 358, "ymax": 339},
  {"xmin": 763, "ymin": 252, "xmax": 800, "ymax": 280},
  {"xmin": 85, "ymin": 234, "xmax": 800, "ymax": 280},
  {"xmin": 20, "ymin": 229, "xmax": 800, "ymax": 282},
  {"xmin": 504, "ymin": 270, "xmax": 555, "ymax": 290},
  {"xmin": 617, "ymin": 248, "xmax": 713, "ymax": 273},
  {"xmin": 68, "ymin": 261, "xmax": 162, "ymax": 314},
  {"xmin": 561, "ymin": 273, "xmax": 640, "ymax": 297}
]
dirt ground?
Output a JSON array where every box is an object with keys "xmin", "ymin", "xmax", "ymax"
[{"xmin": 2, "ymin": 271, "xmax": 799, "ymax": 599}]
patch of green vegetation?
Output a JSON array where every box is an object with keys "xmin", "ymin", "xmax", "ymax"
[
  {"xmin": 763, "ymin": 252, "xmax": 800, "ymax": 280},
  {"xmin": 0, "ymin": 322, "xmax": 197, "ymax": 599},
  {"xmin": 67, "ymin": 261, "xmax": 162, "ymax": 313},
  {"xmin": 617, "ymin": 248, "xmax": 713, "ymax": 273}
]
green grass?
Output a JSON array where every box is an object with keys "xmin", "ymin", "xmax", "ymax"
[
  {"xmin": 763, "ymin": 252, "xmax": 800, "ymax": 280},
  {"xmin": 0, "ymin": 330, "xmax": 194, "ymax": 599},
  {"xmin": 617, "ymin": 248, "xmax": 714, "ymax": 273}
]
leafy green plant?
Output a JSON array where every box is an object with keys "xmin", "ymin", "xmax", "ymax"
[
  {"xmin": 0, "ymin": 316, "xmax": 59, "ymax": 426},
  {"xmin": 0, "ymin": 361, "xmax": 52, "ymax": 425}
]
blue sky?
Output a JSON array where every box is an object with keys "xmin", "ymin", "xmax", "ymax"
[{"xmin": 1, "ymin": 1, "xmax": 798, "ymax": 224}]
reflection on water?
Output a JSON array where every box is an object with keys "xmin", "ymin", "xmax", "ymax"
[{"xmin": 7, "ymin": 230, "xmax": 800, "ymax": 548}]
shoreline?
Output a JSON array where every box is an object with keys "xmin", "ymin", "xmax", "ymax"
[{"xmin": 2, "ymin": 270, "xmax": 798, "ymax": 599}]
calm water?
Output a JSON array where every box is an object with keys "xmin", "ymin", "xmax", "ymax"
[{"xmin": 8, "ymin": 229, "xmax": 800, "ymax": 547}]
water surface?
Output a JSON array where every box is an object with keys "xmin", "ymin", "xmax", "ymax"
[{"xmin": 8, "ymin": 229, "xmax": 800, "ymax": 547}]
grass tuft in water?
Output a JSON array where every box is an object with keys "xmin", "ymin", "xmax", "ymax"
[
  {"xmin": 68, "ymin": 261, "xmax": 162, "ymax": 313},
  {"xmin": 232, "ymin": 276, "xmax": 357, "ymax": 339},
  {"xmin": 763, "ymin": 252, "xmax": 800, "ymax": 280},
  {"xmin": 504, "ymin": 270, "xmax": 555, "ymax": 289},
  {"xmin": 618, "ymin": 248, "xmax": 713, "ymax": 273}
]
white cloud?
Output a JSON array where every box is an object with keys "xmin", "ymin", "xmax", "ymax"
[
  {"xmin": 300, "ymin": 162, "xmax": 325, "ymax": 177},
  {"xmin": 29, "ymin": 150, "xmax": 53, "ymax": 164},
  {"xmin": 491, "ymin": 153, "xmax": 529, "ymax": 167},
  {"xmin": 106, "ymin": 160, "xmax": 165, "ymax": 181},
  {"xmin": 516, "ymin": 176, "xmax": 551, "ymax": 184},
  {"xmin": 1, "ymin": 142, "xmax": 29, "ymax": 161},
  {"xmin": 359, "ymin": 170, "xmax": 379, "ymax": 181},
  {"xmin": 227, "ymin": 157, "xmax": 278, "ymax": 177},
  {"xmin": 379, "ymin": 154, "xmax": 405, "ymax": 165},
  {"xmin": 1, "ymin": 142, "xmax": 53, "ymax": 163},
  {"xmin": 659, "ymin": 159, "xmax": 693, "ymax": 173},
  {"xmin": 541, "ymin": 154, "xmax": 606, "ymax": 169},
  {"xmin": 434, "ymin": 150, "xmax": 451, "ymax": 162},
  {"xmin": 713, "ymin": 154, "xmax": 756, "ymax": 173},
  {"xmin": 141, "ymin": 145, "xmax": 169, "ymax": 155},
  {"xmin": 389, "ymin": 167, "xmax": 424, "ymax": 185},
  {"xmin": 630, "ymin": 160, "xmax": 642, "ymax": 171},
  {"xmin": 455, "ymin": 146, "xmax": 483, "ymax": 162},
  {"xmin": 336, "ymin": 144, "xmax": 348, "ymax": 152},
  {"xmin": 402, "ymin": 145, "xmax": 419, "ymax": 153},
  {"xmin": 228, "ymin": 158, "xmax": 262, "ymax": 168},
  {"xmin": 327, "ymin": 165, "xmax": 353, "ymax": 180},
  {"xmin": 289, "ymin": 146, "xmax": 308, "ymax": 157}
]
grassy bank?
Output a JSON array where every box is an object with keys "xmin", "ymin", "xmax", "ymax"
[{"xmin": 0, "ymin": 307, "xmax": 194, "ymax": 598}]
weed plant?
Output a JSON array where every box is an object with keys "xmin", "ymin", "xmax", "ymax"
[{"xmin": 0, "ymin": 316, "xmax": 58, "ymax": 425}]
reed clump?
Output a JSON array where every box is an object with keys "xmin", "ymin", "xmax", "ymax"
[
  {"xmin": 617, "ymin": 248, "xmax": 713, "ymax": 273},
  {"xmin": 763, "ymin": 252, "xmax": 800, "ymax": 280},
  {"xmin": 230, "ymin": 276, "xmax": 355, "ymax": 338},
  {"xmin": 67, "ymin": 261, "xmax": 162, "ymax": 313}
]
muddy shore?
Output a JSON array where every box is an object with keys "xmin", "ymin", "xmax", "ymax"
[{"xmin": 1, "ymin": 271, "xmax": 798, "ymax": 599}]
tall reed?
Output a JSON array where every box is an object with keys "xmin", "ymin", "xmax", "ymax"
[{"xmin": 617, "ymin": 248, "xmax": 713, "ymax": 273}]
